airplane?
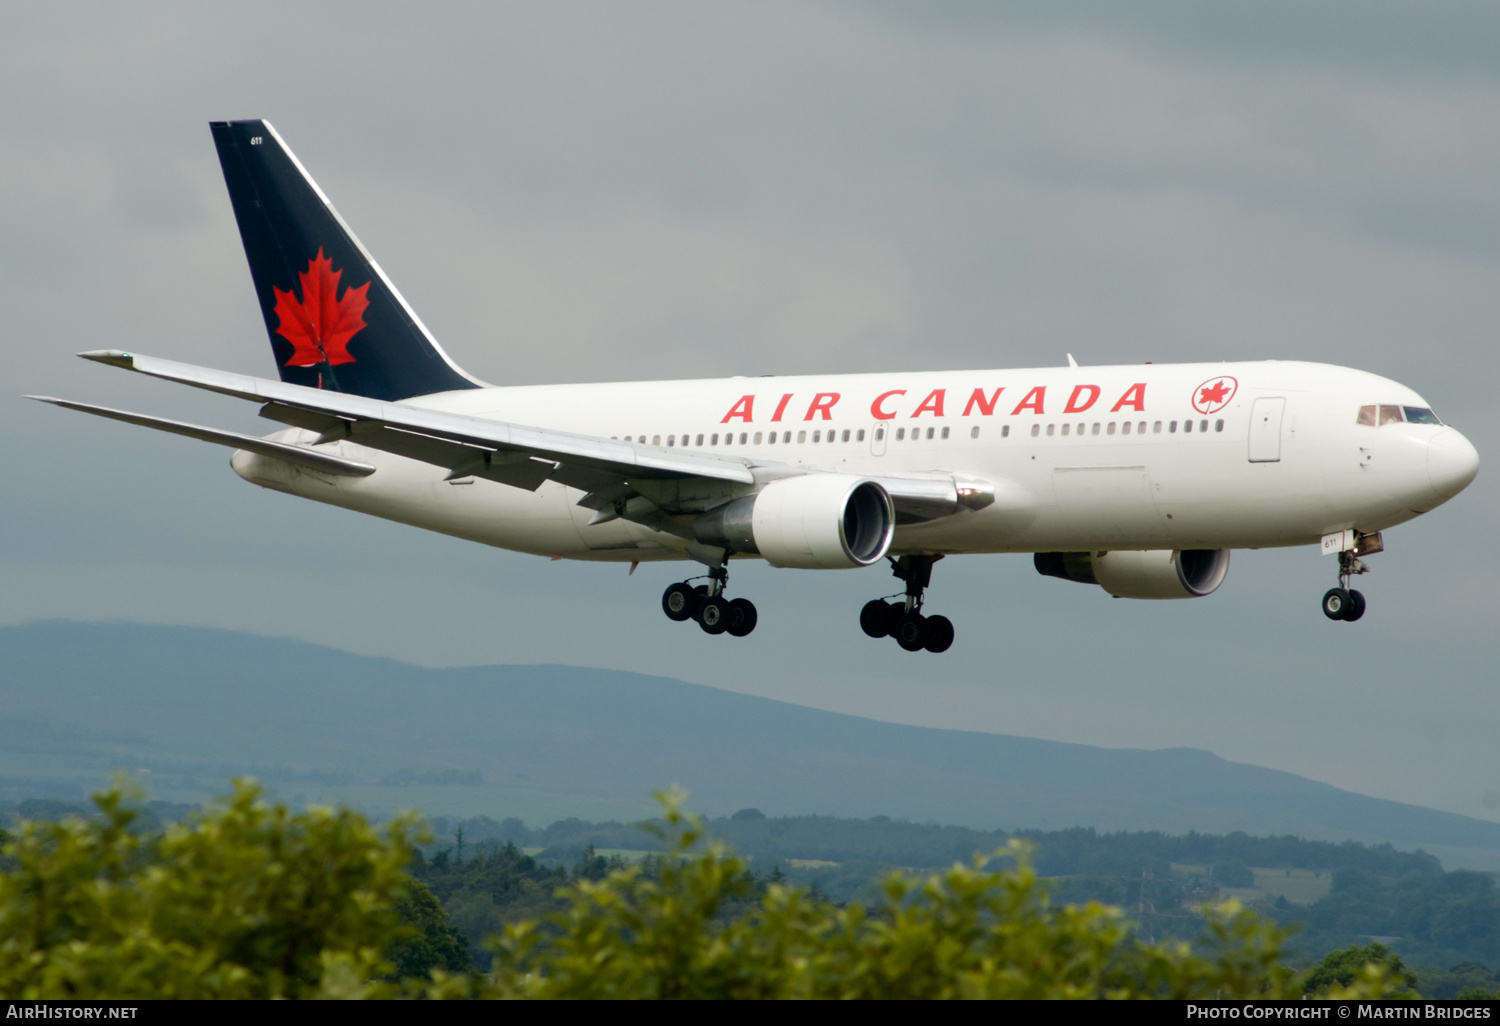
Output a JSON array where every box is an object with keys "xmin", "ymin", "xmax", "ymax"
[{"xmin": 30, "ymin": 120, "xmax": 1480, "ymax": 654}]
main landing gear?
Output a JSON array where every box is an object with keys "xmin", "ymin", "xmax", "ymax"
[
  {"xmin": 661, "ymin": 566, "xmax": 758, "ymax": 637},
  {"xmin": 1322, "ymin": 549, "xmax": 1369, "ymax": 623},
  {"xmin": 859, "ymin": 554, "xmax": 954, "ymax": 654}
]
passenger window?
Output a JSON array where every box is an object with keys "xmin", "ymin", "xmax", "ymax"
[
  {"xmin": 856, "ymin": 429, "xmax": 865, "ymax": 441},
  {"xmin": 653, "ymin": 435, "xmax": 661, "ymax": 445},
  {"xmin": 970, "ymin": 426, "xmax": 980, "ymax": 439},
  {"xmin": 1200, "ymin": 419, "xmax": 1209, "ymax": 433},
  {"xmin": 798, "ymin": 430, "xmax": 807, "ymax": 443},
  {"xmin": 875, "ymin": 427, "xmax": 885, "ymax": 441},
  {"xmin": 1153, "ymin": 422, "xmax": 1162, "ymax": 433},
  {"xmin": 710, "ymin": 433, "xmax": 718, "ymax": 445},
  {"xmin": 1404, "ymin": 406, "xmax": 1442, "ymax": 425},
  {"xmin": 783, "ymin": 431, "xmax": 791, "ymax": 443},
  {"xmin": 1356, "ymin": 405, "xmax": 1377, "ymax": 426},
  {"xmin": 1107, "ymin": 422, "xmax": 1116, "ymax": 435},
  {"xmin": 812, "ymin": 430, "xmax": 821, "ymax": 443},
  {"xmin": 766, "ymin": 431, "xmax": 776, "ymax": 445},
  {"xmin": 1046, "ymin": 424, "xmax": 1055, "ymax": 436},
  {"xmin": 926, "ymin": 427, "xmax": 935, "ymax": 440},
  {"xmin": 696, "ymin": 434, "xmax": 704, "ymax": 446},
  {"xmin": 1215, "ymin": 419, "xmax": 1224, "ymax": 432},
  {"xmin": 1122, "ymin": 422, "xmax": 1131, "ymax": 435},
  {"xmin": 1091, "ymin": 423, "xmax": 1100, "ymax": 436},
  {"xmin": 1061, "ymin": 423, "xmax": 1070, "ymax": 436},
  {"xmin": 894, "ymin": 428, "xmax": 904, "ymax": 441},
  {"xmin": 1138, "ymin": 422, "xmax": 1146, "ymax": 434},
  {"xmin": 739, "ymin": 432, "xmax": 747, "ymax": 444},
  {"xmin": 667, "ymin": 435, "xmax": 674, "ymax": 446},
  {"xmin": 1031, "ymin": 424, "xmax": 1040, "ymax": 437},
  {"xmin": 1000, "ymin": 425, "xmax": 1009, "ymax": 438},
  {"xmin": 1184, "ymin": 420, "xmax": 1192, "ymax": 433},
  {"xmin": 940, "ymin": 427, "xmax": 949, "ymax": 440},
  {"xmin": 1170, "ymin": 421, "xmax": 1178, "ymax": 433},
  {"xmin": 1379, "ymin": 405, "xmax": 1403, "ymax": 426},
  {"xmin": 754, "ymin": 432, "xmax": 763, "ymax": 444}
]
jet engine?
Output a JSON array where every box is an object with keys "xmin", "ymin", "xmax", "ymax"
[
  {"xmin": 1034, "ymin": 549, "xmax": 1230, "ymax": 599},
  {"xmin": 694, "ymin": 475, "xmax": 895, "ymax": 569}
]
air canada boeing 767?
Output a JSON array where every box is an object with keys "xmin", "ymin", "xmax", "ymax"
[{"xmin": 31, "ymin": 120, "xmax": 1480, "ymax": 652}]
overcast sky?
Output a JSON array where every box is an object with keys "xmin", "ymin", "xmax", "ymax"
[{"xmin": 3, "ymin": 2, "xmax": 1497, "ymax": 827}]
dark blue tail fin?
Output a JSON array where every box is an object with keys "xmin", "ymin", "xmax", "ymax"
[{"xmin": 210, "ymin": 120, "xmax": 481, "ymax": 400}]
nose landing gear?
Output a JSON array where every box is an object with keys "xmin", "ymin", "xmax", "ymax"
[
  {"xmin": 860, "ymin": 554, "xmax": 954, "ymax": 653},
  {"xmin": 661, "ymin": 567, "xmax": 758, "ymax": 637},
  {"xmin": 1322, "ymin": 549, "xmax": 1369, "ymax": 622}
]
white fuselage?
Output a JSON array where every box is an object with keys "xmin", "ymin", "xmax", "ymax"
[{"xmin": 231, "ymin": 359, "xmax": 1478, "ymax": 565}]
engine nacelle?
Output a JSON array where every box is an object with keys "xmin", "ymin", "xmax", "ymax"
[
  {"xmin": 694, "ymin": 475, "xmax": 895, "ymax": 569},
  {"xmin": 1034, "ymin": 549, "xmax": 1230, "ymax": 599}
]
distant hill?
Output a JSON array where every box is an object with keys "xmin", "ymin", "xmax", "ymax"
[{"xmin": 4, "ymin": 620, "xmax": 1499, "ymax": 870}]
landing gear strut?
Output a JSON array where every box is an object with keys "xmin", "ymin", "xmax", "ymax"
[
  {"xmin": 1322, "ymin": 549, "xmax": 1369, "ymax": 623},
  {"xmin": 662, "ymin": 566, "xmax": 758, "ymax": 637},
  {"xmin": 859, "ymin": 554, "xmax": 954, "ymax": 653}
]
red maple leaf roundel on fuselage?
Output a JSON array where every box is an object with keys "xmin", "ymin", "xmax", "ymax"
[
  {"xmin": 272, "ymin": 248, "xmax": 371, "ymax": 368},
  {"xmin": 1192, "ymin": 376, "xmax": 1238, "ymax": 414}
]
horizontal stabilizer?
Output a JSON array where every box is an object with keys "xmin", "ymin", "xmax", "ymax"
[{"xmin": 28, "ymin": 396, "xmax": 376, "ymax": 478}]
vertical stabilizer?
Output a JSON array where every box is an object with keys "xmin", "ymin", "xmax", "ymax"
[{"xmin": 210, "ymin": 120, "xmax": 482, "ymax": 400}]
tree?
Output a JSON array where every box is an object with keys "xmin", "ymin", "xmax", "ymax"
[
  {"xmin": 1302, "ymin": 942, "xmax": 1417, "ymax": 997},
  {"xmin": 0, "ymin": 780, "xmax": 421, "ymax": 998}
]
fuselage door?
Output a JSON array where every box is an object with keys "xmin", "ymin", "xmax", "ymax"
[
  {"xmin": 870, "ymin": 423, "xmax": 888, "ymax": 456},
  {"xmin": 1248, "ymin": 397, "xmax": 1286, "ymax": 463}
]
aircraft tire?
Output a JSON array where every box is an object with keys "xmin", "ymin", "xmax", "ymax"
[
  {"xmin": 1343, "ymin": 589, "xmax": 1366, "ymax": 622},
  {"xmin": 923, "ymin": 615, "xmax": 955, "ymax": 653},
  {"xmin": 895, "ymin": 612, "xmax": 927, "ymax": 652},
  {"xmin": 860, "ymin": 599, "xmax": 898, "ymax": 638},
  {"xmin": 726, "ymin": 598, "xmax": 758, "ymax": 637},
  {"xmin": 1321, "ymin": 587, "xmax": 1351, "ymax": 621},
  {"xmin": 662, "ymin": 583, "xmax": 699, "ymax": 622},
  {"xmin": 698, "ymin": 597, "xmax": 730, "ymax": 635}
]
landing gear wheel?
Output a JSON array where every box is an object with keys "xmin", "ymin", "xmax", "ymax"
[
  {"xmin": 923, "ymin": 615, "xmax": 954, "ymax": 653},
  {"xmin": 726, "ymin": 598, "xmax": 758, "ymax": 637},
  {"xmin": 1344, "ymin": 589, "xmax": 1366, "ymax": 622},
  {"xmin": 860, "ymin": 599, "xmax": 899, "ymax": 638},
  {"xmin": 895, "ymin": 612, "xmax": 927, "ymax": 652},
  {"xmin": 662, "ymin": 583, "xmax": 700, "ymax": 622},
  {"xmin": 698, "ymin": 596, "xmax": 730, "ymax": 635},
  {"xmin": 1322, "ymin": 587, "xmax": 1351, "ymax": 621}
]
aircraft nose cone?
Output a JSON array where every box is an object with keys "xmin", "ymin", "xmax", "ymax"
[{"xmin": 1428, "ymin": 427, "xmax": 1480, "ymax": 500}]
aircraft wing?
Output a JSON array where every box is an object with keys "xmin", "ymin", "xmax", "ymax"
[
  {"xmin": 67, "ymin": 350, "xmax": 756, "ymax": 498},
  {"xmin": 43, "ymin": 350, "xmax": 994, "ymax": 521}
]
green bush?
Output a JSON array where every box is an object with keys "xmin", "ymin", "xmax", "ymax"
[{"xmin": 0, "ymin": 780, "xmax": 420, "ymax": 998}]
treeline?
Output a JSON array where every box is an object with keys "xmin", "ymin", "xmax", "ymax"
[
  {"xmin": 1268, "ymin": 867, "xmax": 1500, "ymax": 972},
  {"xmin": 424, "ymin": 808, "xmax": 1442, "ymax": 878}
]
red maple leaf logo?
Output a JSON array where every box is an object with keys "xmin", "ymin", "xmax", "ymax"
[
  {"xmin": 1198, "ymin": 380, "xmax": 1231, "ymax": 406},
  {"xmin": 272, "ymin": 248, "xmax": 370, "ymax": 368}
]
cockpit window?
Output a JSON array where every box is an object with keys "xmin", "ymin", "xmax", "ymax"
[{"xmin": 1357, "ymin": 404, "xmax": 1443, "ymax": 427}]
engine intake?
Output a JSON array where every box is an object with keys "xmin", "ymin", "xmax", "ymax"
[
  {"xmin": 1034, "ymin": 549, "xmax": 1230, "ymax": 599},
  {"xmin": 695, "ymin": 475, "xmax": 895, "ymax": 569}
]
